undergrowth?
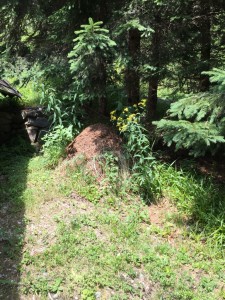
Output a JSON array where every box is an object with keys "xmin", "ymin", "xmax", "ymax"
[
  {"xmin": 19, "ymin": 154, "xmax": 225, "ymax": 299},
  {"xmin": 154, "ymin": 162, "xmax": 225, "ymax": 249},
  {"xmin": 57, "ymin": 147, "xmax": 225, "ymax": 251},
  {"xmin": 0, "ymin": 138, "xmax": 224, "ymax": 299},
  {"xmin": 41, "ymin": 125, "xmax": 74, "ymax": 168}
]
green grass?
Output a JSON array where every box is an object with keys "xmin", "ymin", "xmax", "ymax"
[
  {"xmin": 155, "ymin": 162, "xmax": 225, "ymax": 249},
  {"xmin": 0, "ymin": 140, "xmax": 224, "ymax": 299},
  {"xmin": 19, "ymin": 81, "xmax": 41, "ymax": 106},
  {"xmin": 20, "ymin": 202, "xmax": 225, "ymax": 299}
]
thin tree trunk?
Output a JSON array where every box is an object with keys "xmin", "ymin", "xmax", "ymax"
[
  {"xmin": 126, "ymin": 28, "xmax": 141, "ymax": 105},
  {"xmin": 10, "ymin": 0, "xmax": 30, "ymax": 56},
  {"xmin": 147, "ymin": 77, "xmax": 158, "ymax": 119},
  {"xmin": 199, "ymin": 0, "xmax": 211, "ymax": 92},
  {"xmin": 98, "ymin": 59, "xmax": 107, "ymax": 115},
  {"xmin": 147, "ymin": 12, "xmax": 161, "ymax": 119},
  {"xmin": 99, "ymin": 96, "xmax": 107, "ymax": 115}
]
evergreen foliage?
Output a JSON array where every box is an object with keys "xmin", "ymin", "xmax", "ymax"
[
  {"xmin": 155, "ymin": 119, "xmax": 225, "ymax": 157},
  {"xmin": 154, "ymin": 70, "xmax": 225, "ymax": 156},
  {"xmin": 68, "ymin": 18, "xmax": 116, "ymax": 114},
  {"xmin": 204, "ymin": 68, "xmax": 225, "ymax": 92},
  {"xmin": 1, "ymin": 1, "xmax": 225, "ymax": 156},
  {"xmin": 1, "ymin": 3, "xmax": 225, "ymax": 298}
]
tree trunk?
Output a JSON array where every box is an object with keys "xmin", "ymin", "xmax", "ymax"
[
  {"xmin": 147, "ymin": 12, "xmax": 161, "ymax": 119},
  {"xmin": 98, "ymin": 59, "xmax": 107, "ymax": 116},
  {"xmin": 147, "ymin": 77, "xmax": 158, "ymax": 119},
  {"xmin": 126, "ymin": 28, "xmax": 141, "ymax": 105},
  {"xmin": 98, "ymin": 96, "xmax": 107, "ymax": 116},
  {"xmin": 199, "ymin": 0, "xmax": 211, "ymax": 92},
  {"xmin": 10, "ymin": 0, "xmax": 30, "ymax": 55}
]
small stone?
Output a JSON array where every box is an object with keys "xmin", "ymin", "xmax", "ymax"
[
  {"xmin": 48, "ymin": 292, "xmax": 59, "ymax": 299},
  {"xmin": 95, "ymin": 292, "xmax": 101, "ymax": 299},
  {"xmin": 26, "ymin": 117, "xmax": 49, "ymax": 128},
  {"xmin": 26, "ymin": 126, "xmax": 38, "ymax": 143},
  {"xmin": 37, "ymin": 129, "xmax": 48, "ymax": 142},
  {"xmin": 21, "ymin": 109, "xmax": 37, "ymax": 119}
]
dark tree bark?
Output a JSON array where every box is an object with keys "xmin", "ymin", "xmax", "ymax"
[
  {"xmin": 9, "ymin": 0, "xmax": 30, "ymax": 55},
  {"xmin": 147, "ymin": 77, "xmax": 158, "ymax": 119},
  {"xmin": 98, "ymin": 95, "xmax": 107, "ymax": 116},
  {"xmin": 126, "ymin": 28, "xmax": 141, "ymax": 105},
  {"xmin": 199, "ymin": 0, "xmax": 211, "ymax": 92},
  {"xmin": 147, "ymin": 12, "xmax": 161, "ymax": 119},
  {"xmin": 98, "ymin": 59, "xmax": 107, "ymax": 116}
]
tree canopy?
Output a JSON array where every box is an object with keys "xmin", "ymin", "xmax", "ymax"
[{"xmin": 1, "ymin": 0, "xmax": 225, "ymax": 156}]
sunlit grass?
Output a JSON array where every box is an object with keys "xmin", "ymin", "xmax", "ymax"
[
  {"xmin": 0, "ymin": 140, "xmax": 224, "ymax": 299},
  {"xmin": 19, "ymin": 81, "xmax": 41, "ymax": 106}
]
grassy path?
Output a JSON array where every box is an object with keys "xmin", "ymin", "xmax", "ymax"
[{"xmin": 0, "ymin": 146, "xmax": 224, "ymax": 299}]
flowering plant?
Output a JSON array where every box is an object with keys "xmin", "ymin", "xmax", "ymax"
[{"xmin": 110, "ymin": 99, "xmax": 147, "ymax": 132}]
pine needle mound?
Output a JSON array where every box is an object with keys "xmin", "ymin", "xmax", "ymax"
[{"xmin": 66, "ymin": 123, "xmax": 122, "ymax": 160}]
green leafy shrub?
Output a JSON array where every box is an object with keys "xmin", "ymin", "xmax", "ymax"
[
  {"xmin": 39, "ymin": 85, "xmax": 84, "ymax": 129},
  {"xmin": 123, "ymin": 113, "xmax": 161, "ymax": 202},
  {"xmin": 154, "ymin": 69, "xmax": 225, "ymax": 156},
  {"xmin": 42, "ymin": 125, "xmax": 74, "ymax": 168},
  {"xmin": 97, "ymin": 151, "xmax": 133, "ymax": 198}
]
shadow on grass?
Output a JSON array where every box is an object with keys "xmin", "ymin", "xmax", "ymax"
[{"xmin": 0, "ymin": 138, "xmax": 34, "ymax": 299}]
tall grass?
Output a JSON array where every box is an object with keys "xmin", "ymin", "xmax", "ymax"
[{"xmin": 157, "ymin": 163, "xmax": 225, "ymax": 249}]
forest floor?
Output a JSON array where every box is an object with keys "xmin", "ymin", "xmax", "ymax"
[{"xmin": 0, "ymin": 141, "xmax": 225, "ymax": 300}]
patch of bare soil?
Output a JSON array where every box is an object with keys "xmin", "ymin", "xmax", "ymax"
[
  {"xmin": 149, "ymin": 199, "xmax": 185, "ymax": 245},
  {"xmin": 149, "ymin": 199, "xmax": 177, "ymax": 227}
]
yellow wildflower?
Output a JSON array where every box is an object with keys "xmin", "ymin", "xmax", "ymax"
[
  {"xmin": 121, "ymin": 124, "xmax": 127, "ymax": 132},
  {"xmin": 110, "ymin": 116, "xmax": 117, "ymax": 121},
  {"xmin": 127, "ymin": 114, "xmax": 136, "ymax": 122},
  {"xmin": 138, "ymin": 99, "xmax": 147, "ymax": 107}
]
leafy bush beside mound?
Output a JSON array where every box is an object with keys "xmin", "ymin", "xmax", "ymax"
[
  {"xmin": 41, "ymin": 125, "xmax": 74, "ymax": 168},
  {"xmin": 154, "ymin": 69, "xmax": 225, "ymax": 157}
]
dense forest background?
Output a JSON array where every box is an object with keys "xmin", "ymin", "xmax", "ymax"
[{"xmin": 1, "ymin": 0, "xmax": 225, "ymax": 157}]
